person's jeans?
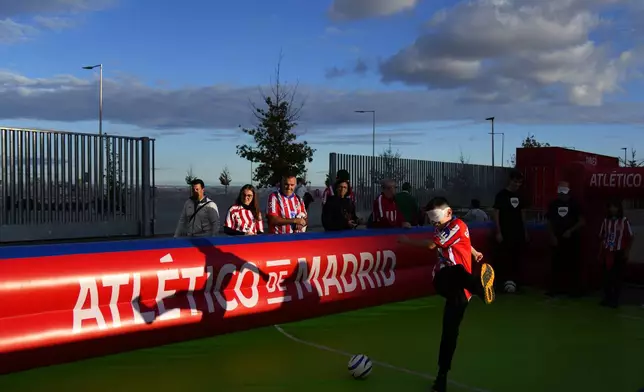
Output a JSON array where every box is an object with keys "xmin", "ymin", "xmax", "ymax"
[
  {"xmin": 603, "ymin": 250, "xmax": 626, "ymax": 305},
  {"xmin": 549, "ymin": 237, "xmax": 581, "ymax": 295},
  {"xmin": 495, "ymin": 237, "xmax": 523, "ymax": 287}
]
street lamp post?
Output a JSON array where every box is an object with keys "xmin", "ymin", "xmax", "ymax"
[
  {"xmin": 485, "ymin": 117, "xmax": 495, "ymax": 167},
  {"xmin": 83, "ymin": 64, "xmax": 104, "ymax": 206},
  {"xmin": 489, "ymin": 132, "xmax": 505, "ymax": 167},
  {"xmin": 82, "ymin": 64, "xmax": 103, "ymax": 136},
  {"xmin": 622, "ymin": 147, "xmax": 628, "ymax": 166},
  {"xmin": 500, "ymin": 132, "xmax": 505, "ymax": 167}
]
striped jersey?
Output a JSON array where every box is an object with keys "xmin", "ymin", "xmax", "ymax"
[
  {"xmin": 371, "ymin": 194, "xmax": 404, "ymax": 228},
  {"xmin": 224, "ymin": 205, "xmax": 264, "ymax": 235},
  {"xmin": 433, "ymin": 218, "xmax": 473, "ymax": 299},
  {"xmin": 599, "ymin": 217, "xmax": 633, "ymax": 252},
  {"xmin": 266, "ymin": 191, "xmax": 307, "ymax": 234},
  {"xmin": 322, "ymin": 185, "xmax": 356, "ymax": 205}
]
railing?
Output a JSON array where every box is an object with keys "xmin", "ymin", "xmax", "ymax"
[
  {"xmin": 0, "ymin": 127, "xmax": 155, "ymax": 243},
  {"xmin": 328, "ymin": 152, "xmax": 511, "ymax": 212}
]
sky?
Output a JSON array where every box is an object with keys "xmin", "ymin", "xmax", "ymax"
[{"xmin": 0, "ymin": 0, "xmax": 643, "ymax": 186}]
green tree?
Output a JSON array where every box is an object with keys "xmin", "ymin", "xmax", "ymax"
[
  {"xmin": 521, "ymin": 134, "xmax": 551, "ymax": 148},
  {"xmin": 371, "ymin": 139, "xmax": 406, "ymax": 184},
  {"xmin": 219, "ymin": 166, "xmax": 232, "ymax": 193},
  {"xmin": 236, "ymin": 57, "xmax": 315, "ymax": 187},
  {"xmin": 621, "ymin": 148, "xmax": 644, "ymax": 167},
  {"xmin": 185, "ymin": 165, "xmax": 197, "ymax": 185},
  {"xmin": 509, "ymin": 134, "xmax": 551, "ymax": 167},
  {"xmin": 443, "ymin": 149, "xmax": 473, "ymax": 202},
  {"xmin": 103, "ymin": 135, "xmax": 124, "ymax": 213}
]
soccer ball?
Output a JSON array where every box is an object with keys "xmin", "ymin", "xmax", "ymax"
[
  {"xmin": 348, "ymin": 354, "xmax": 373, "ymax": 379},
  {"xmin": 504, "ymin": 280, "xmax": 517, "ymax": 293}
]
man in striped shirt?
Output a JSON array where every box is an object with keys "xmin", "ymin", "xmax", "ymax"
[
  {"xmin": 370, "ymin": 179, "xmax": 411, "ymax": 229},
  {"xmin": 267, "ymin": 174, "xmax": 308, "ymax": 234}
]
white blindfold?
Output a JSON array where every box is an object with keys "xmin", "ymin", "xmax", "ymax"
[
  {"xmin": 558, "ymin": 187, "xmax": 570, "ymax": 195},
  {"xmin": 427, "ymin": 208, "xmax": 448, "ymax": 224}
]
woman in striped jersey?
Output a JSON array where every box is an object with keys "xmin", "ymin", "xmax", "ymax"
[
  {"xmin": 223, "ymin": 184, "xmax": 264, "ymax": 236},
  {"xmin": 598, "ymin": 199, "xmax": 633, "ymax": 308}
]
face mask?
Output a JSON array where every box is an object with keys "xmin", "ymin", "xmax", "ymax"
[
  {"xmin": 557, "ymin": 187, "xmax": 569, "ymax": 195},
  {"xmin": 427, "ymin": 208, "xmax": 448, "ymax": 225}
]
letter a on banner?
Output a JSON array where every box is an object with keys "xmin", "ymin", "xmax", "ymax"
[{"xmin": 73, "ymin": 278, "xmax": 107, "ymax": 333}]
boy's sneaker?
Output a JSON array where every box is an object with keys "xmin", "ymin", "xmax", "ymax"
[
  {"xmin": 480, "ymin": 263, "xmax": 496, "ymax": 305},
  {"xmin": 432, "ymin": 373, "xmax": 447, "ymax": 392}
]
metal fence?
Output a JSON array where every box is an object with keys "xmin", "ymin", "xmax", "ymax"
[
  {"xmin": 329, "ymin": 152, "xmax": 511, "ymax": 213},
  {"xmin": 0, "ymin": 127, "xmax": 155, "ymax": 243}
]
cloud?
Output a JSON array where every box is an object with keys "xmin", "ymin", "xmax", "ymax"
[
  {"xmin": 325, "ymin": 58, "xmax": 369, "ymax": 79},
  {"xmin": 354, "ymin": 58, "xmax": 368, "ymax": 75},
  {"xmin": 33, "ymin": 16, "xmax": 75, "ymax": 31},
  {"xmin": 323, "ymin": 26, "xmax": 344, "ymax": 36},
  {"xmin": 0, "ymin": 19, "xmax": 37, "ymax": 44},
  {"xmin": 1, "ymin": 69, "xmax": 644, "ymax": 140},
  {"xmin": 329, "ymin": 0, "xmax": 419, "ymax": 21},
  {"xmin": 325, "ymin": 66, "xmax": 348, "ymax": 79},
  {"xmin": 379, "ymin": 0, "xmax": 642, "ymax": 107},
  {"xmin": 307, "ymin": 129, "xmax": 443, "ymax": 146},
  {"xmin": 0, "ymin": 0, "xmax": 113, "ymax": 17},
  {"xmin": 0, "ymin": 0, "xmax": 113, "ymax": 43}
]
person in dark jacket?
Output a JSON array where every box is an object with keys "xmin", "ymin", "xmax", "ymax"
[
  {"xmin": 322, "ymin": 180, "xmax": 360, "ymax": 231},
  {"xmin": 395, "ymin": 182, "xmax": 421, "ymax": 226}
]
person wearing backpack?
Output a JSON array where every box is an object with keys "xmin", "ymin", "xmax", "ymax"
[{"xmin": 174, "ymin": 179, "xmax": 220, "ymax": 237}]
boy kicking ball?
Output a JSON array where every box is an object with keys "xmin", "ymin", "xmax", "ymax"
[{"xmin": 398, "ymin": 197, "xmax": 495, "ymax": 392}]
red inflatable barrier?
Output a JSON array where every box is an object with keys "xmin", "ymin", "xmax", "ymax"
[
  {"xmin": 0, "ymin": 230, "xmax": 440, "ymax": 374},
  {"xmin": 0, "ymin": 224, "xmax": 596, "ymax": 374}
]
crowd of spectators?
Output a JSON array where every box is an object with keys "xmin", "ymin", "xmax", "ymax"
[{"xmin": 175, "ymin": 168, "xmax": 635, "ymax": 308}]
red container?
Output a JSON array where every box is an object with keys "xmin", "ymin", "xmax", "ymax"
[
  {"xmin": 516, "ymin": 147, "xmax": 620, "ymax": 210},
  {"xmin": 516, "ymin": 147, "xmax": 619, "ymax": 169}
]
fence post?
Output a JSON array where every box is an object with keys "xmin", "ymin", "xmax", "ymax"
[
  {"xmin": 329, "ymin": 153, "xmax": 338, "ymax": 182},
  {"xmin": 140, "ymin": 137, "xmax": 151, "ymax": 237}
]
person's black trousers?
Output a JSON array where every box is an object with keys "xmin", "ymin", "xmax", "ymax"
[
  {"xmin": 433, "ymin": 265, "xmax": 482, "ymax": 374},
  {"xmin": 496, "ymin": 237, "xmax": 523, "ymax": 287},
  {"xmin": 602, "ymin": 250, "xmax": 627, "ymax": 306},
  {"xmin": 549, "ymin": 237, "xmax": 582, "ymax": 296}
]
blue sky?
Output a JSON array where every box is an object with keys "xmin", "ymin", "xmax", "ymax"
[{"xmin": 0, "ymin": 0, "xmax": 642, "ymax": 186}]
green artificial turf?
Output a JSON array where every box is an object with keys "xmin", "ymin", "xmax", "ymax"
[{"xmin": 1, "ymin": 292, "xmax": 643, "ymax": 392}]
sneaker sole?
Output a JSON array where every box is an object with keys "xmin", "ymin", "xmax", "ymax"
[{"xmin": 480, "ymin": 263, "xmax": 495, "ymax": 304}]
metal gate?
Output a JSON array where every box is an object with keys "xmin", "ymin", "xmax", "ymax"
[
  {"xmin": 328, "ymin": 152, "xmax": 510, "ymax": 213},
  {"xmin": 0, "ymin": 127, "xmax": 155, "ymax": 243}
]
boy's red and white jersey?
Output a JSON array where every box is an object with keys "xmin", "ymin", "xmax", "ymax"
[
  {"xmin": 432, "ymin": 218, "xmax": 472, "ymax": 275},
  {"xmin": 224, "ymin": 205, "xmax": 264, "ymax": 234},
  {"xmin": 266, "ymin": 191, "xmax": 307, "ymax": 234},
  {"xmin": 432, "ymin": 218, "xmax": 473, "ymax": 300},
  {"xmin": 599, "ymin": 217, "xmax": 633, "ymax": 251}
]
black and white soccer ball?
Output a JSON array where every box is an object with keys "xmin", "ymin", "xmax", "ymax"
[{"xmin": 348, "ymin": 354, "xmax": 373, "ymax": 379}]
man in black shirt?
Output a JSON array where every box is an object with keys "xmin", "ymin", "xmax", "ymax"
[
  {"xmin": 493, "ymin": 170, "xmax": 528, "ymax": 292},
  {"xmin": 545, "ymin": 180, "xmax": 585, "ymax": 297}
]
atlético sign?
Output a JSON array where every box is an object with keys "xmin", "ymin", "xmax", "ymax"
[{"xmin": 589, "ymin": 172, "xmax": 643, "ymax": 188}]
